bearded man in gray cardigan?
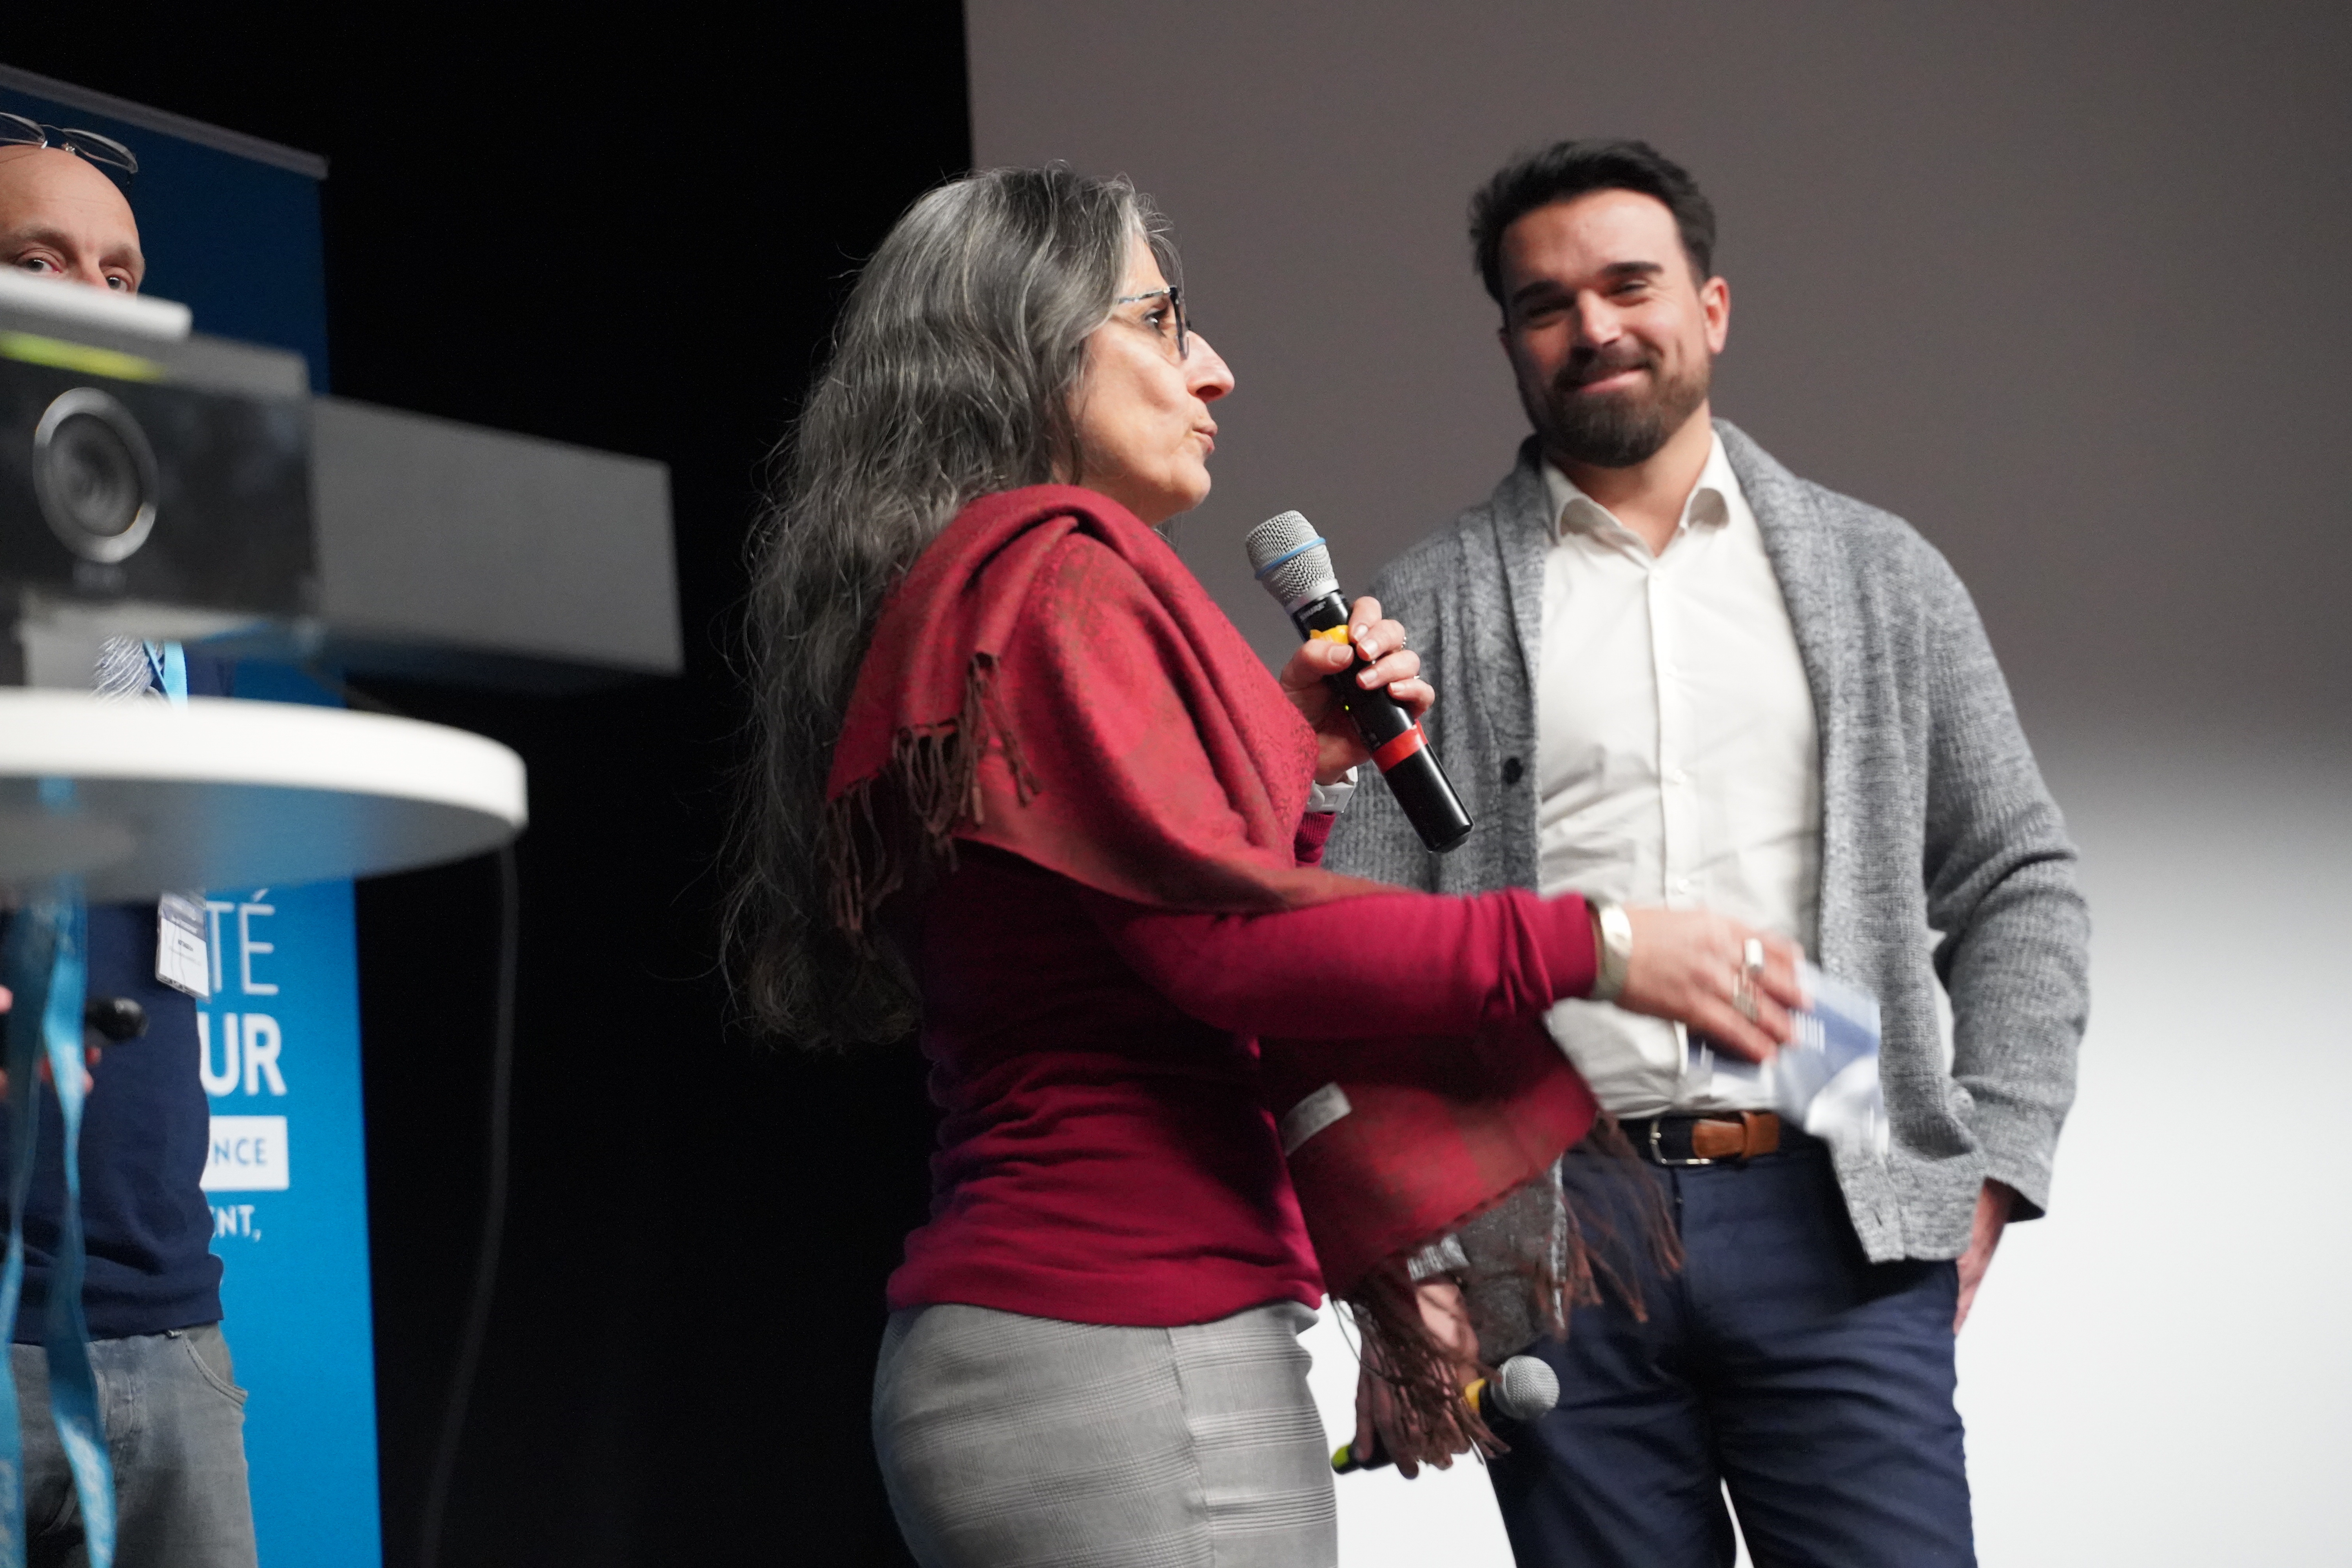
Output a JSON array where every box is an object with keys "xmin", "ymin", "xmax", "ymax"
[{"xmin": 1324, "ymin": 140, "xmax": 2089, "ymax": 1568}]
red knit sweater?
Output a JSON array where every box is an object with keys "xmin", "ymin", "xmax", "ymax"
[{"xmin": 886, "ymin": 817, "xmax": 1597, "ymax": 1326}]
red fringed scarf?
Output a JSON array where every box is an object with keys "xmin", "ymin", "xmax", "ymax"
[{"xmin": 826, "ymin": 485, "xmax": 1621, "ymax": 1457}]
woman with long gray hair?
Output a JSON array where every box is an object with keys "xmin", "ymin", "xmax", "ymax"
[{"xmin": 730, "ymin": 165, "xmax": 1799, "ymax": 1566}]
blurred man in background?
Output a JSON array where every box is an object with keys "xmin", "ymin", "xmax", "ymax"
[{"xmin": 0, "ymin": 125, "xmax": 258, "ymax": 1568}]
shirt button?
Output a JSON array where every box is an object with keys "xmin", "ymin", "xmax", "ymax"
[
  {"xmin": 1501, "ymin": 757, "xmax": 1524, "ymax": 785},
  {"xmin": 1666, "ymin": 768, "xmax": 1688, "ymax": 786}
]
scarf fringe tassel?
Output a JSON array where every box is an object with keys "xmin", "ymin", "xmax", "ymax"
[
  {"xmin": 1343, "ymin": 1118, "xmax": 1682, "ymax": 1465},
  {"xmin": 824, "ymin": 653, "xmax": 1038, "ymax": 939}
]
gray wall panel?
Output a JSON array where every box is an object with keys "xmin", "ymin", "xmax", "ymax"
[{"xmin": 968, "ymin": 0, "xmax": 2352, "ymax": 739}]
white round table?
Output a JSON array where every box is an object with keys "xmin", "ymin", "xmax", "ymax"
[{"xmin": 0, "ymin": 691, "xmax": 527, "ymax": 899}]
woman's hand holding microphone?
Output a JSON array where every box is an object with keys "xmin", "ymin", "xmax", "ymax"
[{"xmin": 1278, "ymin": 596, "xmax": 1430, "ymax": 787}]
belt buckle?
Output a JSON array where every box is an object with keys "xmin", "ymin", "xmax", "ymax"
[{"xmin": 1648, "ymin": 1118, "xmax": 1715, "ymax": 1167}]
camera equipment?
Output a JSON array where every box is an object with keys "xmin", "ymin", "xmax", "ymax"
[
  {"xmin": 0, "ymin": 269, "xmax": 312, "ymax": 645},
  {"xmin": 0, "ymin": 268, "xmax": 679, "ymax": 690}
]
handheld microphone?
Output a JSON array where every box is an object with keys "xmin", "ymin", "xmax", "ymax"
[
  {"xmin": 1246, "ymin": 511, "xmax": 1473, "ymax": 853},
  {"xmin": 1330, "ymin": 1354, "xmax": 1560, "ymax": 1473}
]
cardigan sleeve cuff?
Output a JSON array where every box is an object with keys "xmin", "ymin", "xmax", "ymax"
[{"xmin": 1967, "ymin": 1110, "xmax": 2060, "ymax": 1222}]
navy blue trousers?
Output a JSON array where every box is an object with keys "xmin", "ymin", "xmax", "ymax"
[{"xmin": 1488, "ymin": 1140, "xmax": 1974, "ymax": 1568}]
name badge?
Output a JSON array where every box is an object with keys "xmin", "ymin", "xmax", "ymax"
[{"xmin": 156, "ymin": 892, "xmax": 211, "ymax": 1000}]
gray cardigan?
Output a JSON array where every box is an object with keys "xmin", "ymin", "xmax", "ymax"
[{"xmin": 1323, "ymin": 422, "xmax": 2090, "ymax": 1263}]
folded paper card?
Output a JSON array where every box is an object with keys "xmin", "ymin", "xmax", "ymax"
[{"xmin": 1707, "ymin": 962, "xmax": 1888, "ymax": 1156}]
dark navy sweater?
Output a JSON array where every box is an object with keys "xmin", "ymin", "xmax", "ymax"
[{"xmin": 0, "ymin": 654, "xmax": 227, "ymax": 1341}]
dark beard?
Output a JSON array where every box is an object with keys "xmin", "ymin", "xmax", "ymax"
[{"xmin": 1532, "ymin": 345, "xmax": 1710, "ymax": 469}]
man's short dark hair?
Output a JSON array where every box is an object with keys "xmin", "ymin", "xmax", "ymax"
[{"xmin": 1470, "ymin": 139, "xmax": 1717, "ymax": 305}]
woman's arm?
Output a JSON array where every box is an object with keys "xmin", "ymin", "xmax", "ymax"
[
  {"xmin": 1080, "ymin": 885, "xmax": 1592, "ymax": 1041},
  {"xmin": 1084, "ymin": 887, "xmax": 1804, "ymax": 1056}
]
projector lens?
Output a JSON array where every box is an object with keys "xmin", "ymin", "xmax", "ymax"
[
  {"xmin": 34, "ymin": 386, "xmax": 158, "ymax": 564},
  {"xmin": 50, "ymin": 415, "xmax": 142, "ymax": 534}
]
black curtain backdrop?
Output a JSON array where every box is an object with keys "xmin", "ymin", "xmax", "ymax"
[{"xmin": 7, "ymin": 13, "xmax": 968, "ymax": 1564}]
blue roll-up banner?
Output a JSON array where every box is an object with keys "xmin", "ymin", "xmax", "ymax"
[
  {"xmin": 195, "ymin": 872, "xmax": 381, "ymax": 1562},
  {"xmin": 0, "ymin": 69, "xmax": 384, "ymax": 1565}
]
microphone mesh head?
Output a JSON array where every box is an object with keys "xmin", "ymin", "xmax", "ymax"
[
  {"xmin": 1490, "ymin": 1355, "xmax": 1561, "ymax": 1422},
  {"xmin": 1245, "ymin": 510, "xmax": 1341, "ymax": 614}
]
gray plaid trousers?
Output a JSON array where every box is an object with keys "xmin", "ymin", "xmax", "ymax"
[{"xmin": 874, "ymin": 1300, "xmax": 1334, "ymax": 1567}]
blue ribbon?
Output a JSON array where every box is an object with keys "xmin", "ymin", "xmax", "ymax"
[
  {"xmin": 0, "ymin": 642, "xmax": 190, "ymax": 1559},
  {"xmin": 0, "ymin": 911, "xmax": 32, "ymax": 1568},
  {"xmin": 141, "ymin": 642, "xmax": 187, "ymax": 706},
  {"xmin": 0, "ymin": 842, "xmax": 120, "ymax": 1564}
]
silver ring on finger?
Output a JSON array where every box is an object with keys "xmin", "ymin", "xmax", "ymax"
[{"xmin": 1732, "ymin": 938, "xmax": 1765, "ymax": 1022}]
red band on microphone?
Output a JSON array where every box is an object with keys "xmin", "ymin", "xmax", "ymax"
[{"xmin": 1371, "ymin": 724, "xmax": 1427, "ymax": 773}]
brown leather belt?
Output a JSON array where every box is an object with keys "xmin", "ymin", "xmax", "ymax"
[{"xmin": 1622, "ymin": 1111, "xmax": 1783, "ymax": 1166}]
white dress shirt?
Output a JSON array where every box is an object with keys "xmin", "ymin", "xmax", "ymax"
[{"xmin": 1536, "ymin": 434, "xmax": 1821, "ymax": 1116}]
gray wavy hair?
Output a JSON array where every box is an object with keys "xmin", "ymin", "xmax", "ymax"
[{"xmin": 726, "ymin": 164, "xmax": 1172, "ymax": 1048}]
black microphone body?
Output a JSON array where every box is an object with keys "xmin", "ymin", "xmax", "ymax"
[
  {"xmin": 1290, "ymin": 590, "xmax": 1411, "ymax": 749},
  {"xmin": 1247, "ymin": 510, "xmax": 1473, "ymax": 855},
  {"xmin": 1288, "ymin": 590, "xmax": 1472, "ymax": 854}
]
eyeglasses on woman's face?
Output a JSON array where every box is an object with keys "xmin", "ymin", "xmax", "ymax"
[
  {"xmin": 1112, "ymin": 284, "xmax": 1189, "ymax": 363},
  {"xmin": 0, "ymin": 114, "xmax": 138, "ymax": 190}
]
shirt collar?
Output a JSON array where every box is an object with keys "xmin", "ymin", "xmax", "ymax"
[{"xmin": 1541, "ymin": 429, "xmax": 1744, "ymax": 546}]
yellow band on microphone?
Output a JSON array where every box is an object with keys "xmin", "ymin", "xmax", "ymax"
[{"xmin": 1332, "ymin": 1376, "xmax": 1496, "ymax": 1473}]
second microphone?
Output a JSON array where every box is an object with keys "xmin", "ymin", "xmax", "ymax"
[{"xmin": 1246, "ymin": 510, "xmax": 1473, "ymax": 854}]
